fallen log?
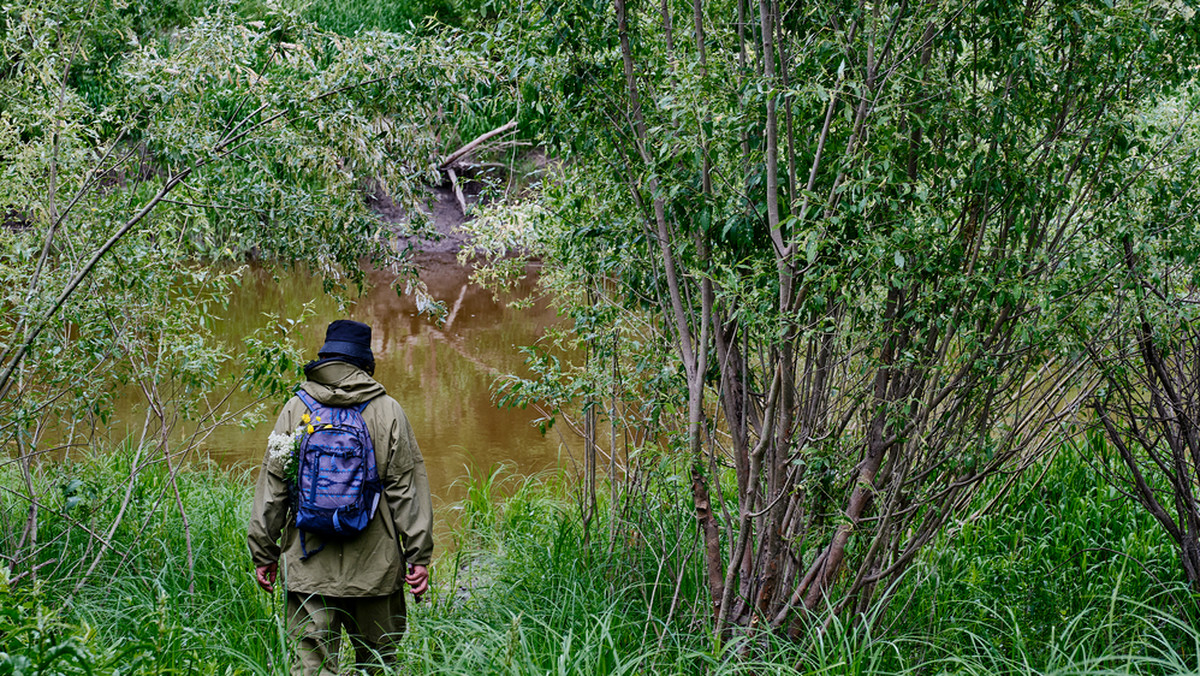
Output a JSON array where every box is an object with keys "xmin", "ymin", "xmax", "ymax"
[{"xmin": 440, "ymin": 120, "xmax": 518, "ymax": 169}]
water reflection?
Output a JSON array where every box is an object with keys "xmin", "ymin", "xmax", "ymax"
[{"xmin": 206, "ymin": 254, "xmax": 578, "ymax": 509}]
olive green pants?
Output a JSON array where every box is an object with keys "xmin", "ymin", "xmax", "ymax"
[{"xmin": 285, "ymin": 590, "xmax": 407, "ymax": 676}]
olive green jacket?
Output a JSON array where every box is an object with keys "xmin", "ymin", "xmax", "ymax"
[{"xmin": 247, "ymin": 361, "xmax": 434, "ymax": 597}]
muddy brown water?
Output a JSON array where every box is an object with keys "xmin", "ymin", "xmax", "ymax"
[{"xmin": 145, "ymin": 254, "xmax": 580, "ymax": 516}]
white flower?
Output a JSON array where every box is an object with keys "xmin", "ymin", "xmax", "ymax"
[{"xmin": 267, "ymin": 431, "xmax": 295, "ymax": 462}]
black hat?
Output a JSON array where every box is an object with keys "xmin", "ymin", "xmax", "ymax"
[{"xmin": 319, "ymin": 319, "xmax": 374, "ymax": 363}]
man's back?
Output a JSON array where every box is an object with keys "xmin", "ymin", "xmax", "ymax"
[
  {"xmin": 246, "ymin": 319, "xmax": 433, "ymax": 675},
  {"xmin": 248, "ymin": 360, "xmax": 433, "ymax": 596}
]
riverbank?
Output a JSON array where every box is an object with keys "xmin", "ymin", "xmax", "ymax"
[
  {"xmin": 372, "ymin": 148, "xmax": 547, "ymax": 257},
  {"xmin": 2, "ymin": 445, "xmax": 1194, "ymax": 674}
]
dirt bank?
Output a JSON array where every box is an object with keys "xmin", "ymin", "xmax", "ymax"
[
  {"xmin": 368, "ymin": 149, "xmax": 547, "ymax": 256},
  {"xmin": 368, "ymin": 180, "xmax": 483, "ymax": 255}
]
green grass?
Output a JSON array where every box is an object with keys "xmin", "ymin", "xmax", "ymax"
[
  {"xmin": 297, "ymin": 0, "xmax": 460, "ymax": 35},
  {"xmin": 1, "ymin": 443, "xmax": 1197, "ymax": 674},
  {"xmin": 902, "ymin": 439, "xmax": 1192, "ymax": 671},
  {"xmin": 0, "ymin": 446, "xmax": 283, "ymax": 674},
  {"xmin": 389, "ymin": 452, "xmax": 1200, "ymax": 675}
]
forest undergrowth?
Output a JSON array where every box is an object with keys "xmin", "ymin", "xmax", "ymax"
[{"xmin": 0, "ymin": 440, "xmax": 1196, "ymax": 675}]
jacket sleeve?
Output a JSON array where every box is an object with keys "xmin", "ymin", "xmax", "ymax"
[
  {"xmin": 247, "ymin": 399, "xmax": 299, "ymax": 568},
  {"xmin": 385, "ymin": 402, "xmax": 435, "ymax": 567}
]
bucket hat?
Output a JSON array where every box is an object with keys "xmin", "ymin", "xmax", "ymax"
[{"xmin": 318, "ymin": 319, "xmax": 374, "ymax": 363}]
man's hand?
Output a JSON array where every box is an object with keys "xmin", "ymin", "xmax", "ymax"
[
  {"xmin": 256, "ymin": 562, "xmax": 278, "ymax": 593},
  {"xmin": 406, "ymin": 564, "xmax": 429, "ymax": 600}
]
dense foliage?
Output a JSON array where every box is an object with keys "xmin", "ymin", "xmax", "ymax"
[{"xmin": 3, "ymin": 0, "xmax": 1200, "ymax": 668}]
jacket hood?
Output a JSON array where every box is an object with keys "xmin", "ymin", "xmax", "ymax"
[{"xmin": 299, "ymin": 361, "xmax": 386, "ymax": 407}]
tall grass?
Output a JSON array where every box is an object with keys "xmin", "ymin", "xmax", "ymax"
[
  {"xmin": 902, "ymin": 440, "xmax": 1192, "ymax": 670},
  {"xmin": 0, "ymin": 445, "xmax": 283, "ymax": 674},
  {"xmin": 294, "ymin": 0, "xmax": 483, "ymax": 35},
  {"xmin": 391, "ymin": 453, "xmax": 1199, "ymax": 675},
  {"xmin": 1, "ymin": 445, "xmax": 1197, "ymax": 674}
]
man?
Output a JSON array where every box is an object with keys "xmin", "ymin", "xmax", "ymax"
[{"xmin": 248, "ymin": 319, "xmax": 433, "ymax": 675}]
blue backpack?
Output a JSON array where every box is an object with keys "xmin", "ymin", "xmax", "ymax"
[{"xmin": 292, "ymin": 389, "xmax": 383, "ymax": 560}]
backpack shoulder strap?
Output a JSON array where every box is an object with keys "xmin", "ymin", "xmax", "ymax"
[
  {"xmin": 296, "ymin": 388, "xmax": 377, "ymax": 415},
  {"xmin": 352, "ymin": 395, "xmax": 379, "ymax": 414},
  {"xmin": 294, "ymin": 388, "xmax": 322, "ymax": 413}
]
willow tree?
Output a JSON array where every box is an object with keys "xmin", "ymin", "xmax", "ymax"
[{"xmin": 468, "ymin": 0, "xmax": 1199, "ymax": 636}]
